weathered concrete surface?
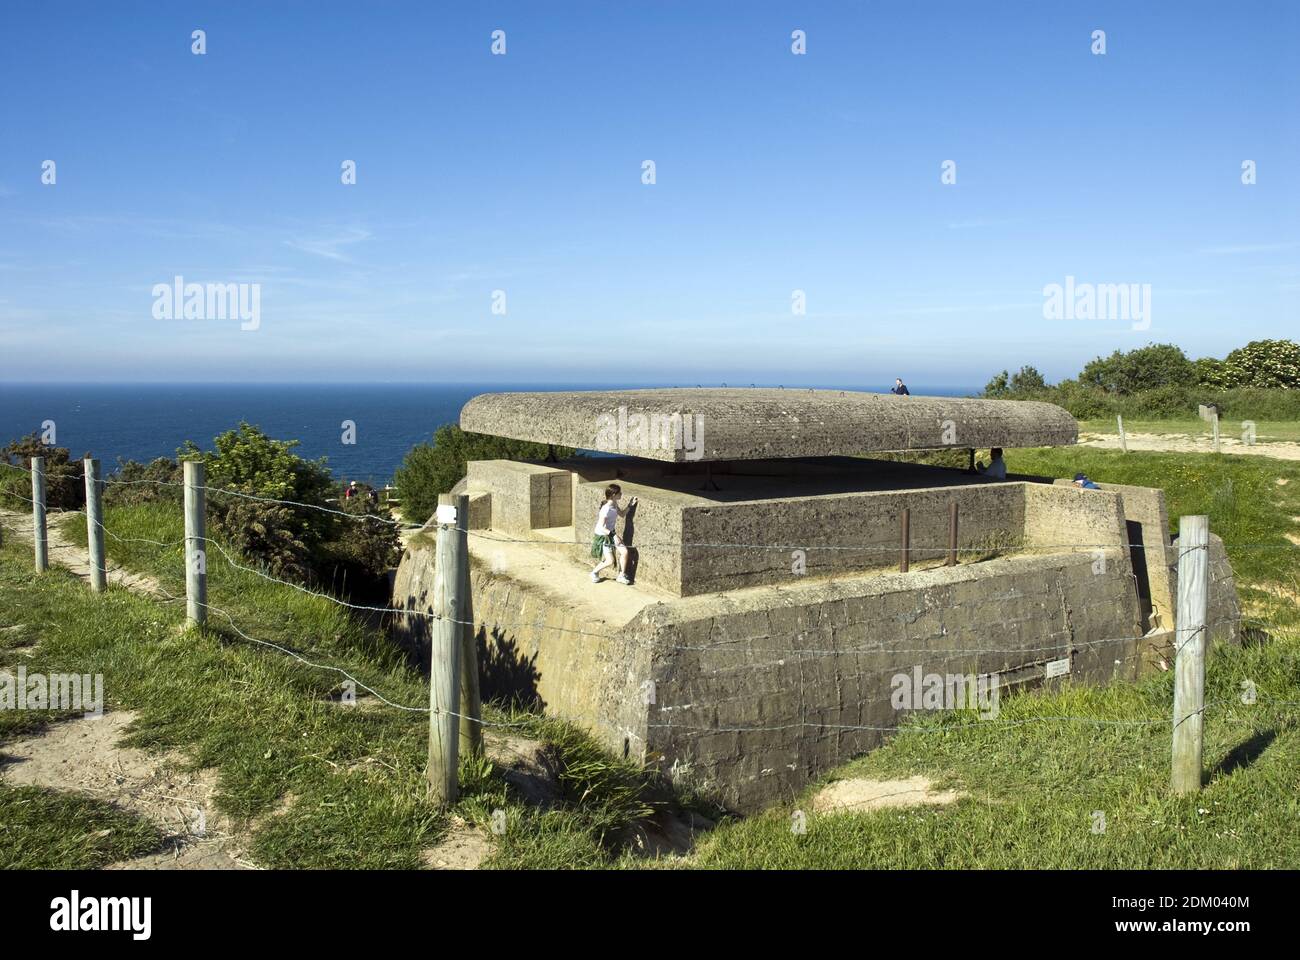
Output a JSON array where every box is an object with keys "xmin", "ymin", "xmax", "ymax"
[
  {"xmin": 628, "ymin": 550, "xmax": 1143, "ymax": 812},
  {"xmin": 1048, "ymin": 479, "xmax": 1240, "ymax": 644},
  {"xmin": 460, "ymin": 388, "xmax": 1078, "ymax": 462},
  {"xmin": 1053, "ymin": 479, "xmax": 1175, "ymax": 630},
  {"xmin": 391, "ymin": 531, "xmax": 664, "ymax": 757},
  {"xmin": 676, "ymin": 482, "xmax": 1027, "ymax": 595},
  {"xmin": 463, "ymin": 456, "xmax": 1137, "ymax": 597},
  {"xmin": 466, "ymin": 460, "xmax": 570, "ymax": 535},
  {"xmin": 393, "ymin": 536, "xmax": 1150, "ymax": 813},
  {"xmin": 392, "ymin": 456, "xmax": 1242, "ymax": 814}
]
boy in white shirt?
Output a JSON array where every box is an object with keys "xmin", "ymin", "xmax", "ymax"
[{"xmin": 590, "ymin": 484, "xmax": 637, "ymax": 584}]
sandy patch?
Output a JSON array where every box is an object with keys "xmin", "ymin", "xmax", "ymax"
[
  {"xmin": 812, "ymin": 775, "xmax": 961, "ymax": 815},
  {"xmin": 0, "ymin": 710, "xmax": 253, "ymax": 869},
  {"xmin": 421, "ymin": 815, "xmax": 492, "ymax": 869},
  {"xmin": 1079, "ymin": 432, "xmax": 1300, "ymax": 461}
]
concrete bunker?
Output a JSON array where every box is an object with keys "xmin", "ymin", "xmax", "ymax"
[{"xmin": 393, "ymin": 389, "xmax": 1241, "ymax": 812}]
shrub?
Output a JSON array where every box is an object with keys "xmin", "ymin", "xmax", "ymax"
[
  {"xmin": 104, "ymin": 457, "xmax": 183, "ymax": 507},
  {"xmin": 1217, "ymin": 339, "xmax": 1300, "ymax": 390},
  {"xmin": 0, "ymin": 434, "xmax": 86, "ymax": 511},
  {"xmin": 210, "ymin": 496, "xmax": 314, "ymax": 584},
  {"xmin": 982, "ymin": 366, "xmax": 1049, "ymax": 399},
  {"xmin": 319, "ymin": 483, "xmax": 403, "ymax": 598},
  {"xmin": 1009, "ymin": 365, "xmax": 1048, "ymax": 394},
  {"xmin": 1208, "ymin": 387, "xmax": 1300, "ymax": 421},
  {"xmin": 1195, "ymin": 356, "xmax": 1230, "ymax": 389},
  {"xmin": 1050, "ymin": 379, "xmax": 1117, "ymax": 420},
  {"xmin": 982, "ymin": 370, "xmax": 1010, "ymax": 398},
  {"xmin": 1080, "ymin": 343, "xmax": 1196, "ymax": 395},
  {"xmin": 1116, "ymin": 384, "xmax": 1199, "ymax": 418},
  {"xmin": 179, "ymin": 423, "xmax": 335, "ymax": 584}
]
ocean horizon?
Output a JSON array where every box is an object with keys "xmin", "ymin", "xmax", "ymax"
[{"xmin": 0, "ymin": 381, "xmax": 981, "ymax": 485}]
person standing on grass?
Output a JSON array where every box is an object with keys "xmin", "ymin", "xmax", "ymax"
[{"xmin": 590, "ymin": 483, "xmax": 636, "ymax": 584}]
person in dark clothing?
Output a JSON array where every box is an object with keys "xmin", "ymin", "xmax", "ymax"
[{"xmin": 891, "ymin": 378, "xmax": 910, "ymax": 396}]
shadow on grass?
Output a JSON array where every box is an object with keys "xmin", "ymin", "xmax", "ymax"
[{"xmin": 1210, "ymin": 729, "xmax": 1277, "ymax": 781}]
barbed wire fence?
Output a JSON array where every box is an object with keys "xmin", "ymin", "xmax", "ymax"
[{"xmin": 1, "ymin": 455, "xmax": 1298, "ymax": 808}]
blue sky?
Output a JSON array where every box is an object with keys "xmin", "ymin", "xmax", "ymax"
[{"xmin": 2, "ymin": 1, "xmax": 1296, "ymax": 387}]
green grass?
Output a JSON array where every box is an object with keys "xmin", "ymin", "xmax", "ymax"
[
  {"xmin": 0, "ymin": 784, "xmax": 163, "ymax": 869},
  {"xmin": 1005, "ymin": 446, "xmax": 1300, "ymax": 594},
  {"xmin": 1, "ymin": 508, "xmax": 673, "ymax": 868},
  {"xmin": 688, "ymin": 636, "xmax": 1300, "ymax": 868},
  {"xmin": 5, "ymin": 447, "xmax": 1300, "ymax": 869},
  {"xmin": 1078, "ymin": 418, "xmax": 1300, "ymax": 443}
]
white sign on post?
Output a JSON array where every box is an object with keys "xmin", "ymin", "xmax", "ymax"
[{"xmin": 435, "ymin": 504, "xmax": 458, "ymax": 525}]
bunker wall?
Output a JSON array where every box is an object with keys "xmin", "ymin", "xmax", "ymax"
[
  {"xmin": 676, "ymin": 483, "xmax": 1029, "ymax": 596},
  {"xmin": 635, "ymin": 551, "xmax": 1144, "ymax": 812}
]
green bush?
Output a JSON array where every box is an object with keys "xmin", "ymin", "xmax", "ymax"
[
  {"xmin": 1195, "ymin": 356, "xmax": 1229, "ymax": 388},
  {"xmin": 179, "ymin": 423, "xmax": 336, "ymax": 584},
  {"xmin": 394, "ymin": 425, "xmax": 575, "ymax": 525},
  {"xmin": 209, "ymin": 495, "xmax": 315, "ymax": 583},
  {"xmin": 978, "ymin": 339, "xmax": 1300, "ymax": 421},
  {"xmin": 1115, "ymin": 384, "xmax": 1196, "ymax": 418},
  {"xmin": 983, "ymin": 365, "xmax": 1048, "ymax": 399},
  {"xmin": 0, "ymin": 434, "xmax": 86, "ymax": 511},
  {"xmin": 1079, "ymin": 343, "xmax": 1196, "ymax": 395},
  {"xmin": 1048, "ymin": 379, "xmax": 1116, "ymax": 420},
  {"xmin": 1216, "ymin": 339, "xmax": 1300, "ymax": 390},
  {"xmin": 1210, "ymin": 387, "xmax": 1300, "ymax": 420},
  {"xmin": 104, "ymin": 457, "xmax": 182, "ymax": 507},
  {"xmin": 319, "ymin": 484, "xmax": 402, "ymax": 598}
]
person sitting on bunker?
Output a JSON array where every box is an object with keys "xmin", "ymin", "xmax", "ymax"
[
  {"xmin": 591, "ymin": 483, "xmax": 637, "ymax": 585},
  {"xmin": 976, "ymin": 447, "xmax": 1007, "ymax": 480}
]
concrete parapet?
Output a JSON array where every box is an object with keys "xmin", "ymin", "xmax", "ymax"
[{"xmin": 466, "ymin": 459, "xmax": 572, "ymax": 536}]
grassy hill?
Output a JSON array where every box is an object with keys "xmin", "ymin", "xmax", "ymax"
[{"xmin": 2, "ymin": 445, "xmax": 1297, "ymax": 868}]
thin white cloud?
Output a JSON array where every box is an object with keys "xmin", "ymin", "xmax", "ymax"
[{"xmin": 283, "ymin": 228, "xmax": 373, "ymax": 262}]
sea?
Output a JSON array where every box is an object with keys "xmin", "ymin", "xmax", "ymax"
[{"xmin": 0, "ymin": 382, "xmax": 978, "ymax": 486}]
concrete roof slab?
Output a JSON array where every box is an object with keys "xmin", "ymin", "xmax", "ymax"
[{"xmin": 460, "ymin": 388, "xmax": 1077, "ymax": 462}]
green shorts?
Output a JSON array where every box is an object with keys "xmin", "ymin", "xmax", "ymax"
[{"xmin": 591, "ymin": 533, "xmax": 614, "ymax": 558}]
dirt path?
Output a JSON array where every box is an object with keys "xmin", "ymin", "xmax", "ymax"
[
  {"xmin": 0, "ymin": 508, "xmax": 165, "ymax": 596},
  {"xmin": 1, "ymin": 510, "xmax": 247, "ymax": 867},
  {"xmin": 2, "ymin": 510, "xmax": 707, "ymax": 870},
  {"xmin": 1079, "ymin": 432, "xmax": 1300, "ymax": 461},
  {"xmin": 0, "ymin": 711, "xmax": 254, "ymax": 869}
]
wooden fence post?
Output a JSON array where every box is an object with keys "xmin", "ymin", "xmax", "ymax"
[
  {"xmin": 183, "ymin": 460, "xmax": 207, "ymax": 628},
  {"xmin": 428, "ymin": 493, "xmax": 466, "ymax": 805},
  {"xmin": 1117, "ymin": 415, "xmax": 1128, "ymax": 453},
  {"xmin": 31, "ymin": 456, "xmax": 48, "ymax": 573},
  {"xmin": 900, "ymin": 507, "xmax": 910, "ymax": 573},
  {"xmin": 457, "ymin": 495, "xmax": 482, "ymax": 757},
  {"xmin": 1211, "ymin": 413, "xmax": 1221, "ymax": 454},
  {"xmin": 83, "ymin": 458, "xmax": 106, "ymax": 592},
  {"xmin": 1171, "ymin": 515, "xmax": 1209, "ymax": 795}
]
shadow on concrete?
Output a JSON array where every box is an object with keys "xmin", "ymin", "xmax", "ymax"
[
  {"xmin": 622, "ymin": 499, "xmax": 639, "ymax": 583},
  {"xmin": 478, "ymin": 624, "xmax": 544, "ymax": 712}
]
